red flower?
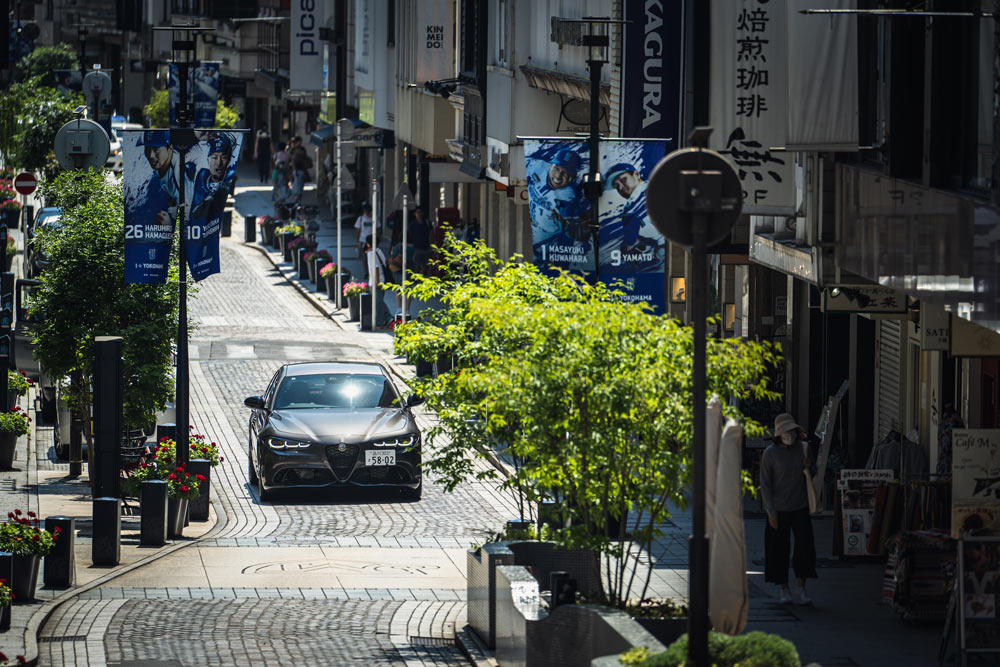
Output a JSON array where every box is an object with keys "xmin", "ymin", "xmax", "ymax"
[
  {"xmin": 17, "ymin": 655, "xmax": 26, "ymax": 664},
  {"xmin": 26, "ymin": 511, "xmax": 34, "ymax": 518},
  {"xmin": 13, "ymin": 509, "xmax": 21, "ymax": 516},
  {"xmin": 180, "ymin": 485, "xmax": 189, "ymax": 493},
  {"xmin": 7, "ymin": 512, "xmax": 13, "ymax": 519},
  {"xmin": 0, "ymin": 651, "xmax": 7, "ymax": 662},
  {"xmin": 167, "ymin": 473, "xmax": 177, "ymax": 481},
  {"xmin": 219, "ymin": 456, "xmax": 224, "ymax": 462},
  {"xmin": 196, "ymin": 474, "xmax": 206, "ymax": 481}
]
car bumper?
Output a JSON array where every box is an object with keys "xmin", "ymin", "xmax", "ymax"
[{"xmin": 259, "ymin": 444, "xmax": 421, "ymax": 491}]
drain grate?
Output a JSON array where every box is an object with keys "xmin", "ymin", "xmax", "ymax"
[
  {"xmin": 409, "ymin": 636, "xmax": 456, "ymax": 647},
  {"xmin": 39, "ymin": 635, "xmax": 88, "ymax": 643}
]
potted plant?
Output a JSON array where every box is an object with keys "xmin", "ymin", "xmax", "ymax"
[
  {"xmin": 0, "ymin": 407, "xmax": 30, "ymax": 470},
  {"xmin": 0, "ymin": 510, "xmax": 58, "ymax": 602},
  {"xmin": 0, "ymin": 578, "xmax": 11, "ymax": 630},
  {"xmin": 3, "ymin": 235, "xmax": 13, "ymax": 273},
  {"xmin": 277, "ymin": 224, "xmax": 303, "ymax": 261},
  {"xmin": 309, "ymin": 249, "xmax": 332, "ymax": 287},
  {"xmin": 7, "ymin": 370, "xmax": 32, "ymax": 412},
  {"xmin": 288, "ymin": 237, "xmax": 306, "ymax": 270},
  {"xmin": 343, "ymin": 282, "xmax": 369, "ymax": 321},
  {"xmin": 258, "ymin": 216, "xmax": 278, "ymax": 246},
  {"xmin": 128, "ymin": 439, "xmax": 203, "ymax": 538},
  {"xmin": 0, "ymin": 200, "xmax": 20, "ymax": 229},
  {"xmin": 321, "ymin": 262, "xmax": 349, "ymax": 301},
  {"xmin": 302, "ymin": 249, "xmax": 318, "ymax": 282},
  {"xmin": 188, "ymin": 431, "xmax": 223, "ymax": 514}
]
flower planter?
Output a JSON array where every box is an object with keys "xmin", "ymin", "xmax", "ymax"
[
  {"xmin": 271, "ymin": 229, "xmax": 282, "ymax": 250},
  {"xmin": 416, "ymin": 360, "xmax": 434, "ymax": 378},
  {"xmin": 0, "ymin": 603, "xmax": 10, "ymax": 631},
  {"xmin": 167, "ymin": 497, "xmax": 189, "ymax": 539},
  {"xmin": 11, "ymin": 554, "xmax": 39, "ymax": 603},
  {"xmin": 2, "ymin": 253, "xmax": 11, "ymax": 273},
  {"xmin": 280, "ymin": 234, "xmax": 294, "ymax": 262},
  {"xmin": 292, "ymin": 247, "xmax": 302, "ymax": 272},
  {"xmin": 7, "ymin": 392, "xmax": 17, "ymax": 412},
  {"xmin": 306, "ymin": 258, "xmax": 318, "ymax": 284},
  {"xmin": 348, "ymin": 296, "xmax": 361, "ymax": 321},
  {"xmin": 0, "ymin": 431, "xmax": 16, "ymax": 470},
  {"xmin": 634, "ymin": 617, "xmax": 687, "ymax": 648},
  {"xmin": 261, "ymin": 221, "xmax": 277, "ymax": 246}
]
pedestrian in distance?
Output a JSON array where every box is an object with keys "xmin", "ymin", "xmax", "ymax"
[
  {"xmin": 408, "ymin": 207, "xmax": 432, "ymax": 274},
  {"xmin": 254, "ymin": 126, "xmax": 272, "ymax": 183},
  {"xmin": 364, "ymin": 234, "xmax": 393, "ymax": 328},
  {"xmin": 355, "ymin": 204, "xmax": 374, "ymax": 255},
  {"xmin": 760, "ymin": 412, "xmax": 818, "ymax": 606}
]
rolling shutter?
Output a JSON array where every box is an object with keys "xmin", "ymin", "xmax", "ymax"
[{"xmin": 877, "ymin": 318, "xmax": 903, "ymax": 440}]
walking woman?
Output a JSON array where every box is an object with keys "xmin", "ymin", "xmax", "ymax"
[
  {"xmin": 761, "ymin": 413, "xmax": 818, "ymax": 605},
  {"xmin": 254, "ymin": 126, "xmax": 272, "ymax": 183}
]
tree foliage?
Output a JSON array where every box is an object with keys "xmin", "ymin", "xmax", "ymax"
[
  {"xmin": 33, "ymin": 171, "xmax": 179, "ymax": 432},
  {"xmin": 143, "ymin": 88, "xmax": 241, "ymax": 129},
  {"xmin": 393, "ymin": 238, "xmax": 782, "ymax": 606},
  {"xmin": 15, "ymin": 43, "xmax": 79, "ymax": 85},
  {"xmin": 0, "ymin": 77, "xmax": 83, "ymax": 175}
]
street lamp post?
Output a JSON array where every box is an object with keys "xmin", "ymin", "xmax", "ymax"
[{"xmin": 581, "ymin": 18, "xmax": 609, "ymax": 281}]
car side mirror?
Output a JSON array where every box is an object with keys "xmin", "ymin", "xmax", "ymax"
[
  {"xmin": 244, "ymin": 395, "xmax": 265, "ymax": 410},
  {"xmin": 404, "ymin": 394, "xmax": 425, "ymax": 408}
]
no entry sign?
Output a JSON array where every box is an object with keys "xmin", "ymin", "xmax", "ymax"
[{"xmin": 13, "ymin": 173, "xmax": 37, "ymax": 196}]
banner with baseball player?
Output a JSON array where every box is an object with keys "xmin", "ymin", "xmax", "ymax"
[
  {"xmin": 524, "ymin": 138, "xmax": 667, "ymax": 313},
  {"xmin": 123, "ymin": 129, "xmax": 243, "ymax": 283},
  {"xmin": 169, "ymin": 61, "xmax": 221, "ymax": 127}
]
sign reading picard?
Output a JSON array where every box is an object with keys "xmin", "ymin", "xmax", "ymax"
[{"xmin": 291, "ymin": 0, "xmax": 326, "ymax": 91}]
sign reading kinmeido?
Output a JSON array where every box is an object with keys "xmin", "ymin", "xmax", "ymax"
[
  {"xmin": 291, "ymin": 0, "xmax": 326, "ymax": 91},
  {"xmin": 523, "ymin": 138, "xmax": 668, "ymax": 314},
  {"xmin": 123, "ymin": 130, "xmax": 244, "ymax": 283}
]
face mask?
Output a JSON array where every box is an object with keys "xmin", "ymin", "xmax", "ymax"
[{"xmin": 780, "ymin": 432, "xmax": 796, "ymax": 446}]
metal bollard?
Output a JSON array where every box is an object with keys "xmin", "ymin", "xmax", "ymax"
[
  {"xmin": 140, "ymin": 480, "xmax": 168, "ymax": 547},
  {"xmin": 43, "ymin": 516, "xmax": 75, "ymax": 587},
  {"xmin": 92, "ymin": 497, "xmax": 121, "ymax": 566},
  {"xmin": 156, "ymin": 423, "xmax": 177, "ymax": 444},
  {"xmin": 244, "ymin": 215, "xmax": 256, "ymax": 243},
  {"xmin": 188, "ymin": 458, "xmax": 211, "ymax": 521},
  {"xmin": 221, "ymin": 210, "xmax": 232, "ymax": 237}
]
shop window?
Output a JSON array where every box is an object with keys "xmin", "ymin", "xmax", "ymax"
[{"xmin": 671, "ymin": 277, "xmax": 686, "ymax": 303}]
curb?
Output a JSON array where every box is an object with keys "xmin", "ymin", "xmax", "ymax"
[{"xmin": 456, "ymin": 625, "xmax": 498, "ymax": 667}]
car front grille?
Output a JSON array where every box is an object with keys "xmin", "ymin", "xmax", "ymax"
[{"xmin": 325, "ymin": 444, "xmax": 359, "ymax": 480}]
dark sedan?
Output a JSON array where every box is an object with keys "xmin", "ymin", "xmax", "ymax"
[{"xmin": 245, "ymin": 361, "xmax": 424, "ymax": 501}]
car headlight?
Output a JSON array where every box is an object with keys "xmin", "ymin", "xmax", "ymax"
[
  {"xmin": 267, "ymin": 437, "xmax": 311, "ymax": 449},
  {"xmin": 372, "ymin": 434, "xmax": 418, "ymax": 448}
]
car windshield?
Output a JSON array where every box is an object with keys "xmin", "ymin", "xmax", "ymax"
[{"xmin": 273, "ymin": 373, "xmax": 398, "ymax": 409}]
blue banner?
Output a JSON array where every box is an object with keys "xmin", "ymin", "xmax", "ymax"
[
  {"xmin": 621, "ymin": 0, "xmax": 683, "ymax": 145},
  {"xmin": 123, "ymin": 129, "xmax": 178, "ymax": 283},
  {"xmin": 524, "ymin": 139, "xmax": 667, "ymax": 313},
  {"xmin": 169, "ymin": 61, "xmax": 220, "ymax": 127},
  {"xmin": 123, "ymin": 130, "xmax": 243, "ymax": 283},
  {"xmin": 182, "ymin": 131, "xmax": 243, "ymax": 280}
]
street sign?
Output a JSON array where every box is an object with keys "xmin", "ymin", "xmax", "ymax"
[
  {"xmin": 646, "ymin": 147, "xmax": 743, "ymax": 248},
  {"xmin": 13, "ymin": 173, "xmax": 36, "ymax": 195}
]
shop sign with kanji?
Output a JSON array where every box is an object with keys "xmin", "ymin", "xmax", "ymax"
[{"xmin": 821, "ymin": 285, "xmax": 908, "ymax": 314}]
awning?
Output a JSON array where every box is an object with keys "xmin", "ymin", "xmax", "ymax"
[
  {"xmin": 519, "ymin": 64, "xmax": 611, "ymax": 107},
  {"xmin": 310, "ymin": 123, "xmax": 335, "ymax": 146}
]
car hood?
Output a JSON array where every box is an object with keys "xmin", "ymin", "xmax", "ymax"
[{"xmin": 268, "ymin": 407, "xmax": 415, "ymax": 442}]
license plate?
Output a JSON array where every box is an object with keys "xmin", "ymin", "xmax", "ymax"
[{"xmin": 365, "ymin": 450, "xmax": 396, "ymax": 466}]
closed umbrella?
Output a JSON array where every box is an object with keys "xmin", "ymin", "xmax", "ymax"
[
  {"xmin": 709, "ymin": 419, "xmax": 748, "ymax": 635},
  {"xmin": 704, "ymin": 396, "xmax": 723, "ymax": 539}
]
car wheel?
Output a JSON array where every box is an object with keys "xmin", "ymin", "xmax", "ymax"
[
  {"xmin": 400, "ymin": 485, "xmax": 421, "ymax": 501},
  {"xmin": 258, "ymin": 477, "xmax": 273, "ymax": 501},
  {"xmin": 247, "ymin": 448, "xmax": 258, "ymax": 484}
]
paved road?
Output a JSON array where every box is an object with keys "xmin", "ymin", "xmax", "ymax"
[{"xmin": 38, "ymin": 228, "xmax": 517, "ymax": 665}]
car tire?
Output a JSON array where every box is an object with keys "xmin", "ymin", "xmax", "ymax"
[
  {"xmin": 401, "ymin": 485, "xmax": 422, "ymax": 501},
  {"xmin": 247, "ymin": 448, "xmax": 258, "ymax": 484},
  {"xmin": 258, "ymin": 477, "xmax": 273, "ymax": 501}
]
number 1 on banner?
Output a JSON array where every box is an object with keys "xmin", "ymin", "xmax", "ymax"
[{"xmin": 185, "ymin": 226, "xmax": 202, "ymax": 240}]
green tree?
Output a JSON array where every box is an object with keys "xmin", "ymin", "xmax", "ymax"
[
  {"xmin": 0, "ymin": 77, "xmax": 83, "ymax": 174},
  {"xmin": 33, "ymin": 171, "xmax": 179, "ymax": 444},
  {"xmin": 394, "ymin": 239, "xmax": 782, "ymax": 607},
  {"xmin": 143, "ymin": 88, "xmax": 241, "ymax": 129},
  {"xmin": 15, "ymin": 43, "xmax": 79, "ymax": 86}
]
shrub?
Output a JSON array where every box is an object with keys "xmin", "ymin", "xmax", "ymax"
[
  {"xmin": 638, "ymin": 631, "xmax": 799, "ymax": 667},
  {"xmin": 7, "ymin": 370, "xmax": 32, "ymax": 397},
  {"xmin": 0, "ymin": 407, "xmax": 30, "ymax": 436}
]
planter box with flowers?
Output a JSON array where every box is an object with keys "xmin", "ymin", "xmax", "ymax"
[
  {"xmin": 0, "ymin": 509, "xmax": 59, "ymax": 603},
  {"xmin": 321, "ymin": 263, "xmax": 352, "ymax": 304},
  {"xmin": 0, "ymin": 407, "xmax": 30, "ymax": 470},
  {"xmin": 343, "ymin": 282, "xmax": 370, "ymax": 322},
  {"xmin": 0, "ymin": 199, "xmax": 21, "ymax": 232},
  {"xmin": 258, "ymin": 216, "xmax": 279, "ymax": 246},
  {"xmin": 7, "ymin": 370, "xmax": 32, "ymax": 412},
  {"xmin": 307, "ymin": 249, "xmax": 332, "ymax": 287},
  {"xmin": 3, "ymin": 234, "xmax": 13, "ymax": 273},
  {"xmin": 0, "ymin": 578, "xmax": 11, "ymax": 630},
  {"xmin": 124, "ymin": 439, "xmax": 206, "ymax": 538},
  {"xmin": 277, "ymin": 224, "xmax": 303, "ymax": 261}
]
